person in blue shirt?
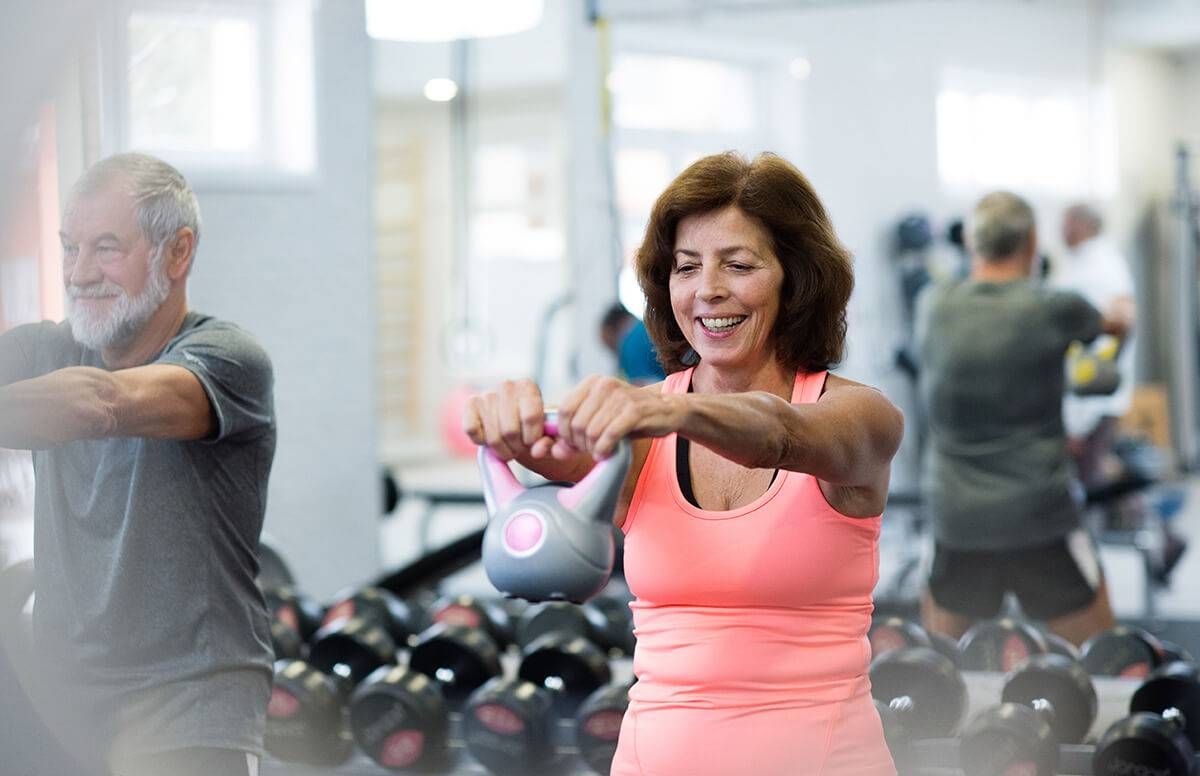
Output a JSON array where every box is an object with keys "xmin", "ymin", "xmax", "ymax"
[{"xmin": 600, "ymin": 302, "xmax": 666, "ymax": 385}]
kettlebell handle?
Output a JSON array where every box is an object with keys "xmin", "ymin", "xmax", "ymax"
[{"xmin": 477, "ymin": 412, "xmax": 631, "ymax": 521}]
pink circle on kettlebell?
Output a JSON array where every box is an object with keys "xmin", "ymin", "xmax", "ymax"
[{"xmin": 504, "ymin": 511, "xmax": 545, "ymax": 554}]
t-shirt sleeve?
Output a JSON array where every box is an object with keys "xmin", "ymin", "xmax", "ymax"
[
  {"xmin": 1051, "ymin": 290, "xmax": 1103, "ymax": 346},
  {"xmin": 157, "ymin": 322, "xmax": 275, "ymax": 443},
  {"xmin": 0, "ymin": 322, "xmax": 56, "ymax": 387}
]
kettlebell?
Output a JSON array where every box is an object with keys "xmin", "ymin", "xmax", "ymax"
[{"xmin": 478, "ymin": 412, "xmax": 631, "ymax": 604}]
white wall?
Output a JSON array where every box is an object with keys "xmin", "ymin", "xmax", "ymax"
[{"xmin": 188, "ymin": 0, "xmax": 378, "ymax": 598}]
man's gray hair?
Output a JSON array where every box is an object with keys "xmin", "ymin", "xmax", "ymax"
[
  {"xmin": 969, "ymin": 191, "xmax": 1035, "ymax": 262},
  {"xmin": 1064, "ymin": 202, "xmax": 1103, "ymax": 234},
  {"xmin": 67, "ymin": 152, "xmax": 201, "ymax": 267}
]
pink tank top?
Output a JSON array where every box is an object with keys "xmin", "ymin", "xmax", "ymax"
[{"xmin": 622, "ymin": 367, "xmax": 883, "ymax": 709}]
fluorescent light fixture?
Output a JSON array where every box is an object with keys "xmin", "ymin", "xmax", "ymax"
[
  {"xmin": 423, "ymin": 78, "xmax": 459, "ymax": 102},
  {"xmin": 366, "ymin": 0, "xmax": 544, "ymax": 42}
]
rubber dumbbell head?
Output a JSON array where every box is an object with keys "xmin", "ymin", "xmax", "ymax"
[
  {"xmin": 463, "ymin": 676, "xmax": 557, "ymax": 776},
  {"xmin": 408, "ymin": 622, "xmax": 503, "ymax": 708},
  {"xmin": 262, "ymin": 585, "xmax": 325, "ymax": 643},
  {"xmin": 266, "ymin": 659, "xmax": 354, "ymax": 767},
  {"xmin": 308, "ymin": 616, "xmax": 397, "ymax": 689},
  {"xmin": 519, "ymin": 630, "xmax": 614, "ymax": 718},
  {"xmin": 960, "ymin": 699, "xmax": 1058, "ymax": 776},
  {"xmin": 575, "ymin": 682, "xmax": 631, "ymax": 776},
  {"xmin": 349, "ymin": 665, "xmax": 451, "ymax": 772},
  {"xmin": 428, "ymin": 594, "xmax": 514, "ymax": 651},
  {"xmin": 1001, "ymin": 653, "xmax": 1098, "ymax": 745},
  {"xmin": 1131, "ymin": 661, "xmax": 1200, "ymax": 749},
  {"xmin": 322, "ymin": 586, "xmax": 419, "ymax": 649},
  {"xmin": 1082, "ymin": 625, "xmax": 1167, "ymax": 679},
  {"xmin": 868, "ymin": 647, "xmax": 968, "ymax": 739},
  {"xmin": 1093, "ymin": 708, "xmax": 1195, "ymax": 776},
  {"xmin": 958, "ymin": 618, "xmax": 1047, "ymax": 672},
  {"xmin": 869, "ymin": 617, "xmax": 932, "ymax": 659}
]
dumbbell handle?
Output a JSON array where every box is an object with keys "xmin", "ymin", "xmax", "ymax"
[{"xmin": 1162, "ymin": 706, "xmax": 1187, "ymax": 731}]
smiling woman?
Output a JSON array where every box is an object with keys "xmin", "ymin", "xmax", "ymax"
[
  {"xmin": 465, "ymin": 151, "xmax": 903, "ymax": 776},
  {"xmin": 638, "ymin": 152, "xmax": 854, "ymax": 378}
]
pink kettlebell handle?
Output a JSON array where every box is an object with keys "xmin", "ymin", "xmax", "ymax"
[{"xmin": 478, "ymin": 410, "xmax": 629, "ymax": 515}]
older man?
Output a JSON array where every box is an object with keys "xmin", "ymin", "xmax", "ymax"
[
  {"xmin": 1052, "ymin": 204, "xmax": 1138, "ymax": 483},
  {"xmin": 915, "ymin": 191, "xmax": 1127, "ymax": 647},
  {"xmin": 0, "ymin": 153, "xmax": 275, "ymax": 776}
]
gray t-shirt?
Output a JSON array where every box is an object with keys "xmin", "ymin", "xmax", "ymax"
[
  {"xmin": 915, "ymin": 279, "xmax": 1102, "ymax": 550},
  {"xmin": 0, "ymin": 312, "xmax": 276, "ymax": 762}
]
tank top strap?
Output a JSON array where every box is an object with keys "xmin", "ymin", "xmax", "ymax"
[
  {"xmin": 662, "ymin": 367, "xmax": 695, "ymax": 395},
  {"xmin": 794, "ymin": 369, "xmax": 828, "ymax": 405}
]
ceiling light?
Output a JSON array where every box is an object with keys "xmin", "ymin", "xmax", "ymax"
[{"xmin": 423, "ymin": 78, "xmax": 459, "ymax": 102}]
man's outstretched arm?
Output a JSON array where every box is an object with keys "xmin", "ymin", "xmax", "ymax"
[{"xmin": 0, "ymin": 365, "xmax": 213, "ymax": 449}]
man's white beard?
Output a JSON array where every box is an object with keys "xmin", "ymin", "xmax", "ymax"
[{"xmin": 67, "ymin": 257, "xmax": 172, "ymax": 351}]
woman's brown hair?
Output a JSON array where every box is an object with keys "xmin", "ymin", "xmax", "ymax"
[{"xmin": 635, "ymin": 151, "xmax": 853, "ymax": 374}]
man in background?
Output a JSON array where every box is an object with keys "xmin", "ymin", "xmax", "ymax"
[{"xmin": 916, "ymin": 191, "xmax": 1127, "ymax": 645}]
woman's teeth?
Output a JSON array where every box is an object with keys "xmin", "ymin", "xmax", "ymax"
[{"xmin": 701, "ymin": 316, "xmax": 746, "ymax": 332}]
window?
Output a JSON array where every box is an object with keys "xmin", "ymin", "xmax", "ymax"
[
  {"xmin": 108, "ymin": 0, "xmax": 316, "ymax": 180},
  {"xmin": 935, "ymin": 70, "xmax": 1117, "ymax": 197},
  {"xmin": 608, "ymin": 52, "xmax": 767, "ymax": 315}
]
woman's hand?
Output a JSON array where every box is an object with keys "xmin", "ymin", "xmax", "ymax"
[
  {"xmin": 555, "ymin": 376, "xmax": 682, "ymax": 460},
  {"xmin": 462, "ymin": 379, "xmax": 556, "ymax": 462}
]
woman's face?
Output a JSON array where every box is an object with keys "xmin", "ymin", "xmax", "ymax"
[{"xmin": 669, "ymin": 206, "xmax": 785, "ymax": 372}]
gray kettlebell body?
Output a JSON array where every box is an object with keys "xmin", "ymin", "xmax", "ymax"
[{"xmin": 478, "ymin": 422, "xmax": 630, "ymax": 604}]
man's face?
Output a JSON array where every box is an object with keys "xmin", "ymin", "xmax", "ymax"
[
  {"xmin": 60, "ymin": 179, "xmax": 171, "ymax": 350},
  {"xmin": 1062, "ymin": 213, "xmax": 1089, "ymax": 250}
]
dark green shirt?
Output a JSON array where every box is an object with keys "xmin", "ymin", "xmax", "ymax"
[{"xmin": 915, "ymin": 279, "xmax": 1101, "ymax": 550}]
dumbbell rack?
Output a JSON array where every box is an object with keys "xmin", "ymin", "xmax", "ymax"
[
  {"xmin": 906, "ymin": 740, "xmax": 1200, "ymax": 774},
  {"xmin": 263, "ymin": 653, "xmax": 636, "ymax": 776},
  {"xmin": 262, "ymin": 715, "xmax": 602, "ymax": 776}
]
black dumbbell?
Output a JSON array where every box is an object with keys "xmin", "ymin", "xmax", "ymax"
[
  {"xmin": 308, "ymin": 615, "xmax": 398, "ymax": 689},
  {"xmin": 265, "ymin": 659, "xmax": 354, "ymax": 766},
  {"xmin": 427, "ymin": 594, "xmax": 514, "ymax": 651},
  {"xmin": 928, "ymin": 631, "xmax": 963, "ymax": 668},
  {"xmin": 958, "ymin": 618, "xmax": 1047, "ymax": 672},
  {"xmin": 1161, "ymin": 640, "xmax": 1195, "ymax": 665},
  {"xmin": 959, "ymin": 654, "xmax": 1098, "ymax": 776},
  {"xmin": 960, "ymin": 698, "xmax": 1058, "ymax": 776},
  {"xmin": 869, "ymin": 617, "xmax": 932, "ymax": 658},
  {"xmin": 269, "ymin": 618, "xmax": 304, "ymax": 661},
  {"xmin": 1131, "ymin": 660, "xmax": 1200, "ymax": 749},
  {"xmin": 1041, "ymin": 630, "xmax": 1082, "ymax": 661},
  {"xmin": 1093, "ymin": 708, "xmax": 1195, "ymax": 776},
  {"xmin": 1001, "ymin": 654, "xmax": 1098, "ymax": 744},
  {"xmin": 459, "ymin": 631, "xmax": 614, "ymax": 774},
  {"xmin": 575, "ymin": 682, "xmax": 631, "ymax": 776},
  {"xmin": 349, "ymin": 664, "xmax": 451, "ymax": 772},
  {"xmin": 274, "ymin": 614, "xmax": 399, "ymax": 765},
  {"xmin": 463, "ymin": 676, "xmax": 559, "ymax": 775},
  {"xmin": 519, "ymin": 631, "xmax": 614, "ymax": 717},
  {"xmin": 407, "ymin": 622, "xmax": 504, "ymax": 708},
  {"xmin": 517, "ymin": 601, "xmax": 633, "ymax": 659},
  {"xmin": 262, "ymin": 584, "xmax": 325, "ymax": 643},
  {"xmin": 587, "ymin": 597, "xmax": 636, "ymax": 658},
  {"xmin": 322, "ymin": 585, "xmax": 420, "ymax": 649},
  {"xmin": 870, "ymin": 647, "xmax": 968, "ymax": 772},
  {"xmin": 1082, "ymin": 625, "xmax": 1167, "ymax": 678}
]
